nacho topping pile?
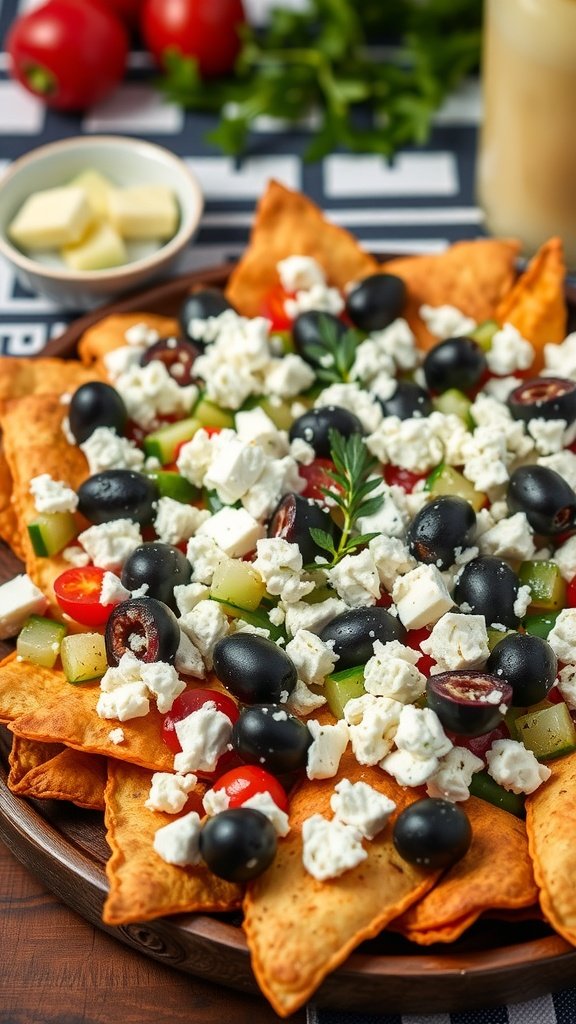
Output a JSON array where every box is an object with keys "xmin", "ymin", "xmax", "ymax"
[{"xmin": 1, "ymin": 182, "xmax": 575, "ymax": 1017}]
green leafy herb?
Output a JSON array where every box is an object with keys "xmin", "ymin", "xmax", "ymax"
[
  {"xmin": 304, "ymin": 315, "xmax": 362, "ymax": 384},
  {"xmin": 306, "ymin": 429, "xmax": 383, "ymax": 569},
  {"xmin": 158, "ymin": 0, "xmax": 482, "ymax": 161}
]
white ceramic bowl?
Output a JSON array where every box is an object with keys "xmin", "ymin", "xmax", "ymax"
[{"xmin": 0, "ymin": 135, "xmax": 204, "ymax": 311}]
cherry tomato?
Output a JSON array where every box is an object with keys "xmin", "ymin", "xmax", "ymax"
[
  {"xmin": 212, "ymin": 765, "xmax": 289, "ymax": 813},
  {"xmin": 162, "ymin": 688, "xmax": 241, "ymax": 779},
  {"xmin": 384, "ymin": 465, "xmax": 427, "ymax": 493},
  {"xmin": 141, "ymin": 0, "xmax": 246, "ymax": 79},
  {"xmin": 6, "ymin": 0, "xmax": 129, "ymax": 110},
  {"xmin": 259, "ymin": 282, "xmax": 294, "ymax": 332},
  {"xmin": 100, "ymin": 0, "xmax": 145, "ymax": 29},
  {"xmin": 53, "ymin": 566, "xmax": 117, "ymax": 627},
  {"xmin": 299, "ymin": 458, "xmax": 338, "ymax": 503},
  {"xmin": 404, "ymin": 626, "xmax": 435, "ymax": 677},
  {"xmin": 450, "ymin": 721, "xmax": 510, "ymax": 761}
]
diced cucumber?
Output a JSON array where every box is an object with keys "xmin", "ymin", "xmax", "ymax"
[
  {"xmin": 325, "ymin": 666, "xmax": 365, "ymax": 719},
  {"xmin": 469, "ymin": 770, "xmax": 525, "ymax": 818},
  {"xmin": 27, "ymin": 511, "xmax": 78, "ymax": 557},
  {"xmin": 143, "ymin": 417, "xmax": 201, "ymax": 464},
  {"xmin": 17, "ymin": 615, "xmax": 67, "ymax": 668},
  {"xmin": 210, "ymin": 598, "xmax": 285, "ymax": 642},
  {"xmin": 255, "ymin": 396, "xmax": 296, "ymax": 431},
  {"xmin": 210, "ymin": 557, "xmax": 265, "ymax": 611},
  {"xmin": 515, "ymin": 703, "xmax": 576, "ymax": 760},
  {"xmin": 432, "ymin": 389, "xmax": 473, "ymax": 427},
  {"xmin": 425, "ymin": 463, "xmax": 487, "ymax": 512},
  {"xmin": 60, "ymin": 632, "xmax": 107, "ymax": 684},
  {"xmin": 192, "ymin": 395, "xmax": 235, "ymax": 430},
  {"xmin": 145, "ymin": 470, "xmax": 198, "ymax": 503},
  {"xmin": 303, "ymin": 584, "xmax": 336, "ymax": 605},
  {"xmin": 270, "ymin": 330, "xmax": 295, "ymax": 354},
  {"xmin": 518, "ymin": 560, "xmax": 566, "ymax": 613},
  {"xmin": 486, "ymin": 627, "xmax": 517, "ymax": 652},
  {"xmin": 523, "ymin": 610, "xmax": 561, "ymax": 639},
  {"xmin": 469, "ymin": 319, "xmax": 500, "ymax": 352}
]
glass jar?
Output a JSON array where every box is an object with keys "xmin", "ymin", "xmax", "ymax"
[{"xmin": 477, "ymin": 0, "xmax": 576, "ymax": 269}]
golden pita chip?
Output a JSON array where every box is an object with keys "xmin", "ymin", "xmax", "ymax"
[
  {"xmin": 78, "ymin": 313, "xmax": 179, "ymax": 370},
  {"xmin": 393, "ymin": 797, "xmax": 537, "ymax": 945},
  {"xmin": 0, "ymin": 653, "xmax": 72, "ymax": 724},
  {"xmin": 243, "ymin": 750, "xmax": 439, "ymax": 1018},
  {"xmin": 0, "ymin": 357, "xmax": 101, "ymax": 418},
  {"xmin": 0, "ymin": 445, "xmax": 23, "ymax": 559},
  {"xmin": 8, "ymin": 734, "xmax": 64, "ymax": 789},
  {"xmin": 12, "ymin": 746, "xmax": 107, "ymax": 810},
  {"xmin": 496, "ymin": 236, "xmax": 567, "ymax": 368},
  {"xmin": 526, "ymin": 751, "xmax": 576, "ymax": 945},
  {"xmin": 103, "ymin": 760, "xmax": 242, "ymax": 924},
  {"xmin": 226, "ymin": 181, "xmax": 379, "ymax": 318}
]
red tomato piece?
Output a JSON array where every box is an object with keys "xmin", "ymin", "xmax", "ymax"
[
  {"xmin": 100, "ymin": 0, "xmax": 144, "ymax": 29},
  {"xmin": 567, "ymin": 577, "xmax": 576, "ymax": 608},
  {"xmin": 404, "ymin": 626, "xmax": 435, "ymax": 676},
  {"xmin": 162, "ymin": 688, "xmax": 240, "ymax": 781},
  {"xmin": 451, "ymin": 721, "xmax": 510, "ymax": 761},
  {"xmin": 212, "ymin": 765, "xmax": 289, "ymax": 813},
  {"xmin": 141, "ymin": 0, "xmax": 246, "ymax": 79},
  {"xmin": 299, "ymin": 458, "xmax": 338, "ymax": 502},
  {"xmin": 383, "ymin": 464, "xmax": 427, "ymax": 493},
  {"xmin": 53, "ymin": 566, "xmax": 116, "ymax": 627},
  {"xmin": 259, "ymin": 282, "xmax": 294, "ymax": 331}
]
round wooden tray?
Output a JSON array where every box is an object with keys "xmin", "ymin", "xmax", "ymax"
[{"xmin": 3, "ymin": 262, "xmax": 576, "ymax": 1014}]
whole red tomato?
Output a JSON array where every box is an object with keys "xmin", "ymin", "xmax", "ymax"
[
  {"xmin": 99, "ymin": 0, "xmax": 145, "ymax": 29},
  {"xmin": 141, "ymin": 0, "xmax": 246, "ymax": 78},
  {"xmin": 6, "ymin": 0, "xmax": 129, "ymax": 110}
]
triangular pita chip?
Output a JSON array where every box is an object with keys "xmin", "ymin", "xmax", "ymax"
[
  {"xmin": 9, "ymin": 738, "xmax": 106, "ymax": 810},
  {"xmin": 495, "ymin": 237, "xmax": 567, "ymax": 369},
  {"xmin": 8, "ymin": 734, "xmax": 64, "ymax": 788},
  {"xmin": 78, "ymin": 313, "xmax": 179, "ymax": 370},
  {"xmin": 0, "ymin": 652, "xmax": 72, "ymax": 724}
]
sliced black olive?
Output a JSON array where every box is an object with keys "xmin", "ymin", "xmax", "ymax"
[
  {"xmin": 423, "ymin": 337, "xmax": 487, "ymax": 394},
  {"xmin": 393, "ymin": 798, "xmax": 472, "ymax": 869},
  {"xmin": 121, "ymin": 542, "xmax": 192, "ymax": 612},
  {"xmin": 268, "ymin": 493, "xmax": 341, "ymax": 564},
  {"xmin": 289, "ymin": 407, "xmax": 363, "ymax": 458},
  {"xmin": 345, "ymin": 272, "xmax": 406, "ymax": 332},
  {"xmin": 292, "ymin": 311, "xmax": 349, "ymax": 368},
  {"xmin": 213, "ymin": 634, "xmax": 297, "ymax": 705},
  {"xmin": 319, "ymin": 607, "xmax": 405, "ymax": 670},
  {"xmin": 199, "ymin": 808, "xmax": 277, "ymax": 882},
  {"xmin": 232, "ymin": 704, "xmax": 312, "ymax": 775},
  {"xmin": 68, "ymin": 382, "xmax": 128, "ymax": 444},
  {"xmin": 507, "ymin": 465, "xmax": 576, "ymax": 535},
  {"xmin": 407, "ymin": 495, "xmax": 476, "ymax": 570},
  {"xmin": 507, "ymin": 376, "xmax": 576, "ymax": 425},
  {"xmin": 180, "ymin": 288, "xmax": 233, "ymax": 348},
  {"xmin": 378, "ymin": 380, "xmax": 432, "ymax": 420},
  {"xmin": 140, "ymin": 337, "xmax": 199, "ymax": 385},
  {"xmin": 486, "ymin": 633, "xmax": 557, "ymax": 707},
  {"xmin": 105, "ymin": 596, "xmax": 180, "ymax": 665},
  {"xmin": 426, "ymin": 671, "xmax": 512, "ymax": 737},
  {"xmin": 454, "ymin": 555, "xmax": 521, "ymax": 629},
  {"xmin": 77, "ymin": 470, "xmax": 159, "ymax": 526}
]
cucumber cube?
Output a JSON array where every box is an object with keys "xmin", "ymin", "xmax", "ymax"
[
  {"xmin": 523, "ymin": 611, "xmax": 561, "ymax": 640},
  {"xmin": 432, "ymin": 389, "xmax": 473, "ymax": 426},
  {"xmin": 469, "ymin": 770, "xmax": 525, "ymax": 817},
  {"xmin": 145, "ymin": 470, "xmax": 198, "ymax": 503},
  {"xmin": 210, "ymin": 558, "xmax": 266, "ymax": 612},
  {"xmin": 143, "ymin": 417, "xmax": 201, "ymax": 464},
  {"xmin": 425, "ymin": 464, "xmax": 486, "ymax": 512},
  {"xmin": 515, "ymin": 703, "xmax": 576, "ymax": 760},
  {"xmin": 325, "ymin": 666, "xmax": 365, "ymax": 719},
  {"xmin": 193, "ymin": 395, "xmax": 234, "ymax": 430},
  {"xmin": 469, "ymin": 319, "xmax": 500, "ymax": 352},
  {"xmin": 518, "ymin": 560, "xmax": 566, "ymax": 612},
  {"xmin": 17, "ymin": 615, "xmax": 67, "ymax": 668},
  {"xmin": 60, "ymin": 632, "xmax": 107, "ymax": 684},
  {"xmin": 27, "ymin": 511, "xmax": 78, "ymax": 557}
]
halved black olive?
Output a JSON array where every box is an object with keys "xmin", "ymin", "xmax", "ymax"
[
  {"xmin": 268, "ymin": 493, "xmax": 341, "ymax": 564},
  {"xmin": 423, "ymin": 337, "xmax": 487, "ymax": 394},
  {"xmin": 69, "ymin": 382, "xmax": 127, "ymax": 444},
  {"xmin": 486, "ymin": 633, "xmax": 557, "ymax": 707},
  {"xmin": 407, "ymin": 495, "xmax": 476, "ymax": 570},
  {"xmin": 232, "ymin": 704, "xmax": 312, "ymax": 775},
  {"xmin": 77, "ymin": 470, "xmax": 159, "ymax": 525},
  {"xmin": 199, "ymin": 808, "xmax": 277, "ymax": 882},
  {"xmin": 213, "ymin": 634, "xmax": 297, "ymax": 704},
  {"xmin": 140, "ymin": 338, "xmax": 199, "ymax": 385},
  {"xmin": 319, "ymin": 607, "xmax": 405, "ymax": 670},
  {"xmin": 180, "ymin": 288, "xmax": 233, "ymax": 348},
  {"xmin": 105, "ymin": 596, "xmax": 180, "ymax": 665},
  {"xmin": 378, "ymin": 380, "xmax": 432, "ymax": 420},
  {"xmin": 292, "ymin": 311, "xmax": 349, "ymax": 368},
  {"xmin": 507, "ymin": 376, "xmax": 576, "ymax": 425},
  {"xmin": 454, "ymin": 555, "xmax": 521, "ymax": 629},
  {"xmin": 507, "ymin": 465, "xmax": 576, "ymax": 535},
  {"xmin": 289, "ymin": 407, "xmax": 363, "ymax": 458},
  {"xmin": 345, "ymin": 273, "xmax": 406, "ymax": 332},
  {"xmin": 426, "ymin": 670, "xmax": 512, "ymax": 737},
  {"xmin": 393, "ymin": 798, "xmax": 472, "ymax": 868},
  {"xmin": 121, "ymin": 542, "xmax": 192, "ymax": 612}
]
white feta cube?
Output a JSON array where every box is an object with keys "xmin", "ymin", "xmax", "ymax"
[
  {"xmin": 330, "ymin": 778, "xmax": 396, "ymax": 839},
  {"xmin": 486, "ymin": 738, "xmax": 551, "ymax": 794},
  {"xmin": 0, "ymin": 574, "xmax": 47, "ymax": 640},
  {"xmin": 392, "ymin": 564, "xmax": 453, "ymax": 630},
  {"xmin": 173, "ymin": 701, "xmax": 233, "ymax": 773},
  {"xmin": 306, "ymin": 719, "xmax": 349, "ymax": 779},
  {"xmin": 145, "ymin": 772, "xmax": 197, "ymax": 814},
  {"xmin": 197, "ymin": 506, "xmax": 264, "ymax": 557},
  {"xmin": 153, "ymin": 811, "xmax": 202, "ymax": 866},
  {"xmin": 302, "ymin": 814, "xmax": 366, "ymax": 880}
]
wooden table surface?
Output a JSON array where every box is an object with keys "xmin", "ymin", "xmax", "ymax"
[{"xmin": 0, "ymin": 839, "xmax": 305, "ymax": 1024}]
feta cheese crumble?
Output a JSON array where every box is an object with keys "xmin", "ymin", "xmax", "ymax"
[{"xmin": 302, "ymin": 814, "xmax": 366, "ymax": 881}]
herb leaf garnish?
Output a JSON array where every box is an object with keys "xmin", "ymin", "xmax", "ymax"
[{"xmin": 305, "ymin": 315, "xmax": 362, "ymax": 385}]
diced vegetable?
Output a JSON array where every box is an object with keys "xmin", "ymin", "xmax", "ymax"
[
  {"xmin": 145, "ymin": 469, "xmax": 198, "ymax": 503},
  {"xmin": 324, "ymin": 665, "xmax": 365, "ymax": 719},
  {"xmin": 210, "ymin": 598, "xmax": 284, "ymax": 642},
  {"xmin": 469, "ymin": 319, "xmax": 500, "ymax": 352},
  {"xmin": 523, "ymin": 610, "xmax": 562, "ymax": 639},
  {"xmin": 203, "ymin": 489, "xmax": 241, "ymax": 514},
  {"xmin": 193, "ymin": 395, "xmax": 235, "ymax": 429},
  {"xmin": 518, "ymin": 560, "xmax": 567, "ymax": 612},
  {"xmin": 425, "ymin": 464, "xmax": 487, "ymax": 512},
  {"xmin": 432, "ymin": 388, "xmax": 473, "ymax": 426},
  {"xmin": 515, "ymin": 703, "xmax": 576, "ymax": 760},
  {"xmin": 16, "ymin": 615, "xmax": 67, "ymax": 668},
  {"xmin": 469, "ymin": 770, "xmax": 525, "ymax": 818},
  {"xmin": 143, "ymin": 417, "xmax": 201, "ymax": 464},
  {"xmin": 27, "ymin": 511, "xmax": 78, "ymax": 557},
  {"xmin": 210, "ymin": 558, "xmax": 266, "ymax": 611},
  {"xmin": 486, "ymin": 627, "xmax": 517, "ymax": 651},
  {"xmin": 60, "ymin": 632, "xmax": 107, "ymax": 684}
]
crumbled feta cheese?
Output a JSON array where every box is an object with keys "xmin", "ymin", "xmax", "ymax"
[
  {"xmin": 202, "ymin": 788, "xmax": 231, "ymax": 816},
  {"xmin": 100, "ymin": 571, "xmax": 130, "ymax": 606},
  {"xmin": 420, "ymin": 613, "xmax": 489, "ymax": 672},
  {"xmin": 513, "ymin": 584, "xmax": 533, "ymax": 620},
  {"xmin": 115, "ymin": 360, "xmax": 198, "ymax": 429},
  {"xmin": 544, "ymin": 331, "xmax": 576, "ymax": 379},
  {"xmin": 175, "ymin": 630, "xmax": 205, "ymax": 678},
  {"xmin": 343, "ymin": 693, "xmax": 402, "ymax": 765},
  {"xmin": 557, "ymin": 666, "xmax": 576, "ymax": 708},
  {"xmin": 0, "ymin": 574, "xmax": 48, "ymax": 640},
  {"xmin": 350, "ymin": 339, "xmax": 395, "ymax": 384},
  {"xmin": 330, "ymin": 779, "xmax": 396, "ymax": 839},
  {"xmin": 289, "ymin": 437, "xmax": 316, "ymax": 465},
  {"xmin": 204, "ymin": 434, "xmax": 267, "ymax": 504},
  {"xmin": 538, "ymin": 450, "xmax": 576, "ymax": 491},
  {"xmin": 124, "ymin": 322, "xmax": 160, "ymax": 347},
  {"xmin": 277, "ymin": 255, "xmax": 326, "ymax": 293},
  {"xmin": 173, "ymin": 582, "xmax": 209, "ymax": 615},
  {"xmin": 554, "ymin": 536, "xmax": 576, "ymax": 582},
  {"xmin": 253, "ymin": 537, "xmax": 314, "ymax": 604},
  {"xmin": 197, "ymin": 506, "xmax": 264, "ymax": 558},
  {"xmin": 368, "ymin": 318, "xmax": 419, "ymax": 371},
  {"xmin": 367, "ymin": 416, "xmax": 443, "ymax": 474},
  {"xmin": 285, "ymin": 629, "xmax": 338, "ymax": 685},
  {"xmin": 392, "ymin": 564, "xmax": 453, "ymax": 631},
  {"xmin": 426, "ymin": 746, "xmax": 483, "ymax": 802},
  {"xmin": 186, "ymin": 535, "xmax": 226, "ymax": 585},
  {"xmin": 29, "ymin": 473, "xmax": 78, "ymax": 514},
  {"xmin": 145, "ymin": 772, "xmax": 197, "ymax": 814},
  {"xmin": 284, "ymin": 283, "xmax": 344, "ymax": 320},
  {"xmin": 314, "ymin": 384, "xmax": 383, "ymax": 434},
  {"xmin": 355, "ymin": 479, "xmax": 407, "ymax": 538},
  {"xmin": 419, "ymin": 303, "xmax": 476, "ymax": 340},
  {"xmin": 394, "ymin": 704, "xmax": 452, "ymax": 759},
  {"xmin": 547, "ymin": 609, "xmax": 576, "ymax": 665},
  {"xmin": 173, "ymin": 701, "xmax": 233, "ymax": 773},
  {"xmin": 282, "ymin": 598, "xmax": 348, "ymax": 638},
  {"xmin": 477, "ymin": 512, "xmax": 536, "ymax": 562},
  {"xmin": 486, "ymin": 323, "xmax": 534, "ymax": 376},
  {"xmin": 78, "ymin": 519, "xmax": 142, "ymax": 571},
  {"xmin": 153, "ymin": 811, "xmax": 202, "ymax": 867},
  {"xmin": 96, "ymin": 681, "xmax": 150, "ymax": 721},
  {"xmin": 264, "ymin": 354, "xmax": 316, "ymax": 397},
  {"xmin": 79, "ymin": 427, "xmax": 144, "ymax": 474},
  {"xmin": 306, "ymin": 719, "xmax": 349, "ymax": 779},
  {"xmin": 285, "ymin": 678, "xmax": 327, "ymax": 716},
  {"xmin": 327, "ymin": 549, "xmax": 381, "ymax": 607},
  {"xmin": 241, "ymin": 791, "xmax": 290, "ymax": 837},
  {"xmin": 241, "ymin": 454, "xmax": 305, "ymax": 521},
  {"xmin": 461, "ymin": 426, "xmax": 510, "ymax": 493},
  {"xmin": 108, "ymin": 727, "xmax": 125, "ymax": 745},
  {"xmin": 154, "ymin": 498, "xmax": 210, "ymax": 546},
  {"xmin": 302, "ymin": 814, "xmax": 366, "ymax": 881},
  {"xmin": 99, "ymin": 651, "xmax": 185, "ymax": 713},
  {"xmin": 235, "ymin": 407, "xmax": 288, "ymax": 455},
  {"xmin": 180, "ymin": 600, "xmax": 229, "ymax": 669},
  {"xmin": 62, "ymin": 545, "xmax": 91, "ymax": 567},
  {"xmin": 363, "ymin": 639, "xmax": 426, "ymax": 704},
  {"xmin": 484, "ymin": 375, "xmax": 523, "ymax": 402},
  {"xmin": 369, "ymin": 535, "xmax": 416, "ymax": 591},
  {"xmin": 380, "ymin": 748, "xmax": 440, "ymax": 788},
  {"xmin": 527, "ymin": 417, "xmax": 567, "ymax": 456},
  {"xmin": 486, "ymin": 738, "xmax": 551, "ymax": 794}
]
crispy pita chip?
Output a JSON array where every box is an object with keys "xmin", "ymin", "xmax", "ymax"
[
  {"xmin": 243, "ymin": 749, "xmax": 439, "ymax": 1018},
  {"xmin": 12, "ymin": 746, "xmax": 107, "ymax": 810},
  {"xmin": 526, "ymin": 751, "xmax": 576, "ymax": 945},
  {"xmin": 0, "ymin": 357, "xmax": 101, "ymax": 418},
  {"xmin": 0, "ymin": 445, "xmax": 23, "ymax": 559},
  {"xmin": 383, "ymin": 238, "xmax": 521, "ymax": 351},
  {"xmin": 8, "ymin": 734, "xmax": 64, "ymax": 788},
  {"xmin": 226, "ymin": 181, "xmax": 379, "ymax": 318},
  {"xmin": 0, "ymin": 652, "xmax": 73, "ymax": 724},
  {"xmin": 393, "ymin": 797, "xmax": 537, "ymax": 945},
  {"xmin": 103, "ymin": 760, "xmax": 241, "ymax": 924},
  {"xmin": 78, "ymin": 313, "xmax": 179, "ymax": 370},
  {"xmin": 496, "ymin": 237, "xmax": 567, "ymax": 369}
]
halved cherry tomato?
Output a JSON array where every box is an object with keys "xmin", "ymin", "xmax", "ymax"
[
  {"xmin": 404, "ymin": 626, "xmax": 435, "ymax": 677},
  {"xmin": 299, "ymin": 458, "xmax": 338, "ymax": 503},
  {"xmin": 53, "ymin": 566, "xmax": 116, "ymax": 627},
  {"xmin": 162, "ymin": 687, "xmax": 241, "ymax": 780},
  {"xmin": 566, "ymin": 576, "xmax": 576, "ymax": 608},
  {"xmin": 259, "ymin": 282, "xmax": 294, "ymax": 332},
  {"xmin": 212, "ymin": 765, "xmax": 289, "ymax": 813},
  {"xmin": 450, "ymin": 721, "xmax": 510, "ymax": 761},
  {"xmin": 384, "ymin": 465, "xmax": 427, "ymax": 493}
]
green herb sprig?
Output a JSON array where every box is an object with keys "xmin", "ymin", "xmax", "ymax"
[
  {"xmin": 305, "ymin": 315, "xmax": 363, "ymax": 385},
  {"xmin": 306, "ymin": 430, "xmax": 383, "ymax": 569}
]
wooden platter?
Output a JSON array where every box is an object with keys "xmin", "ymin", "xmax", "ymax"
[{"xmin": 3, "ymin": 262, "xmax": 576, "ymax": 1014}]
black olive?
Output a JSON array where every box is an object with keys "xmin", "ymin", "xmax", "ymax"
[
  {"xmin": 426, "ymin": 671, "xmax": 512, "ymax": 737},
  {"xmin": 105, "ymin": 596, "xmax": 180, "ymax": 665},
  {"xmin": 319, "ymin": 607, "xmax": 405, "ymax": 670},
  {"xmin": 454, "ymin": 555, "xmax": 521, "ymax": 629},
  {"xmin": 507, "ymin": 376, "xmax": 576, "ymax": 425},
  {"xmin": 289, "ymin": 407, "xmax": 363, "ymax": 458},
  {"xmin": 213, "ymin": 634, "xmax": 297, "ymax": 704},
  {"xmin": 268, "ymin": 492, "xmax": 341, "ymax": 564},
  {"xmin": 378, "ymin": 380, "xmax": 432, "ymax": 420},
  {"xmin": 393, "ymin": 798, "xmax": 472, "ymax": 869},
  {"xmin": 486, "ymin": 633, "xmax": 558, "ymax": 707},
  {"xmin": 345, "ymin": 272, "xmax": 406, "ymax": 332},
  {"xmin": 406, "ymin": 496, "xmax": 476, "ymax": 570},
  {"xmin": 232, "ymin": 704, "xmax": 312, "ymax": 775},
  {"xmin": 507, "ymin": 465, "xmax": 576, "ymax": 536},
  {"xmin": 423, "ymin": 337, "xmax": 487, "ymax": 394},
  {"xmin": 68, "ymin": 382, "xmax": 128, "ymax": 444},
  {"xmin": 140, "ymin": 337, "xmax": 199, "ymax": 386},
  {"xmin": 77, "ymin": 469, "xmax": 159, "ymax": 526},
  {"xmin": 292, "ymin": 311, "xmax": 349, "ymax": 368},
  {"xmin": 199, "ymin": 808, "xmax": 277, "ymax": 882},
  {"xmin": 121, "ymin": 542, "xmax": 192, "ymax": 612},
  {"xmin": 179, "ymin": 288, "xmax": 233, "ymax": 348}
]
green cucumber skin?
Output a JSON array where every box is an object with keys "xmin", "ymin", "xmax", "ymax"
[
  {"xmin": 27, "ymin": 513, "xmax": 77, "ymax": 557},
  {"xmin": 469, "ymin": 770, "xmax": 525, "ymax": 818},
  {"xmin": 146, "ymin": 471, "xmax": 198, "ymax": 503}
]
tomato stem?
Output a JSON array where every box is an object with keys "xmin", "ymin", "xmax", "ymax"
[{"xmin": 24, "ymin": 63, "xmax": 57, "ymax": 96}]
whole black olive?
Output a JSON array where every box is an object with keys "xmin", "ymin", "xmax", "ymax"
[
  {"xmin": 268, "ymin": 492, "xmax": 341, "ymax": 564},
  {"xmin": 426, "ymin": 671, "xmax": 512, "ymax": 737},
  {"xmin": 68, "ymin": 382, "xmax": 127, "ymax": 444},
  {"xmin": 423, "ymin": 337, "xmax": 487, "ymax": 394},
  {"xmin": 140, "ymin": 338, "xmax": 199, "ymax": 386},
  {"xmin": 486, "ymin": 633, "xmax": 558, "ymax": 707},
  {"xmin": 213, "ymin": 634, "xmax": 297, "ymax": 704},
  {"xmin": 507, "ymin": 465, "xmax": 576, "ymax": 535},
  {"xmin": 180, "ymin": 288, "xmax": 233, "ymax": 348},
  {"xmin": 105, "ymin": 596, "xmax": 180, "ymax": 665},
  {"xmin": 199, "ymin": 808, "xmax": 277, "ymax": 882},
  {"xmin": 378, "ymin": 380, "xmax": 432, "ymax": 420},
  {"xmin": 289, "ymin": 407, "xmax": 363, "ymax": 458},
  {"xmin": 121, "ymin": 542, "xmax": 192, "ymax": 612},
  {"xmin": 454, "ymin": 555, "xmax": 521, "ymax": 629},
  {"xmin": 232, "ymin": 704, "xmax": 312, "ymax": 775},
  {"xmin": 77, "ymin": 470, "xmax": 159, "ymax": 526},
  {"xmin": 407, "ymin": 496, "xmax": 476, "ymax": 570},
  {"xmin": 507, "ymin": 376, "xmax": 576, "ymax": 425},
  {"xmin": 393, "ymin": 798, "xmax": 472, "ymax": 868},
  {"xmin": 319, "ymin": 607, "xmax": 405, "ymax": 670},
  {"xmin": 292, "ymin": 311, "xmax": 349, "ymax": 368},
  {"xmin": 345, "ymin": 272, "xmax": 406, "ymax": 332}
]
